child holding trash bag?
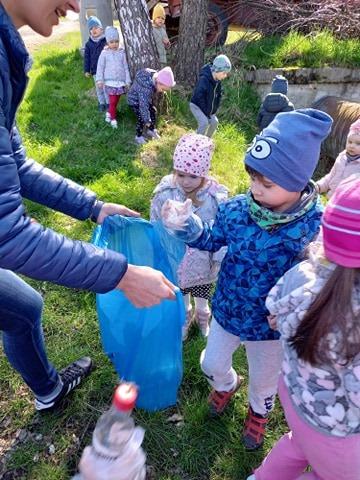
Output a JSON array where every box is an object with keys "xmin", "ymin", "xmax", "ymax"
[{"xmin": 151, "ymin": 133, "xmax": 228, "ymax": 340}]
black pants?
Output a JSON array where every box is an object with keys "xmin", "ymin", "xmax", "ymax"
[{"xmin": 130, "ymin": 104, "xmax": 156, "ymax": 136}]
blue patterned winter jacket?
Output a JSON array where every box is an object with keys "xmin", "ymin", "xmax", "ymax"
[
  {"xmin": 190, "ymin": 193, "xmax": 322, "ymax": 341},
  {"xmin": 127, "ymin": 68, "xmax": 156, "ymax": 124},
  {"xmin": 0, "ymin": 5, "xmax": 127, "ymax": 292}
]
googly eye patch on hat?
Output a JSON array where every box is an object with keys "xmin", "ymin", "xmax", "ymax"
[{"xmin": 247, "ymin": 135, "xmax": 279, "ymax": 160}]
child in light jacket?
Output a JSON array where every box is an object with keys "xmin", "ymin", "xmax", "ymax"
[
  {"xmin": 248, "ymin": 177, "xmax": 360, "ymax": 480},
  {"xmin": 96, "ymin": 26, "xmax": 131, "ymax": 129},
  {"xmin": 152, "ymin": 4, "xmax": 170, "ymax": 66},
  {"xmin": 162, "ymin": 109, "xmax": 332, "ymax": 450},
  {"xmin": 317, "ymin": 118, "xmax": 360, "ymax": 198},
  {"xmin": 151, "ymin": 133, "xmax": 228, "ymax": 339}
]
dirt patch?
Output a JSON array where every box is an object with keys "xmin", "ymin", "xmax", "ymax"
[{"xmin": 19, "ymin": 19, "xmax": 80, "ymax": 53}]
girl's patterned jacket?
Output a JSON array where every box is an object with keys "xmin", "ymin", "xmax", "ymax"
[
  {"xmin": 317, "ymin": 150, "xmax": 360, "ymax": 198},
  {"xmin": 266, "ymin": 257, "xmax": 360, "ymax": 437},
  {"xmin": 189, "ymin": 184, "xmax": 322, "ymax": 341},
  {"xmin": 151, "ymin": 174, "xmax": 228, "ymax": 288},
  {"xmin": 127, "ymin": 68, "xmax": 156, "ymax": 124},
  {"xmin": 96, "ymin": 47, "xmax": 131, "ymax": 86}
]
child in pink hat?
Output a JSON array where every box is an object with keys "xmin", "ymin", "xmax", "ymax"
[
  {"xmin": 248, "ymin": 176, "xmax": 360, "ymax": 480},
  {"xmin": 317, "ymin": 117, "xmax": 360, "ymax": 198},
  {"xmin": 127, "ymin": 66, "xmax": 175, "ymax": 144},
  {"xmin": 150, "ymin": 133, "xmax": 229, "ymax": 339}
]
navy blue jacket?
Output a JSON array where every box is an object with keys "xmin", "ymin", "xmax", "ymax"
[
  {"xmin": 84, "ymin": 36, "xmax": 106, "ymax": 75},
  {"xmin": 190, "ymin": 64, "xmax": 222, "ymax": 118},
  {"xmin": 0, "ymin": 5, "xmax": 127, "ymax": 293}
]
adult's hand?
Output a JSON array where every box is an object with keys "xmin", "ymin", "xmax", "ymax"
[
  {"xmin": 96, "ymin": 202, "xmax": 140, "ymax": 224},
  {"xmin": 117, "ymin": 265, "xmax": 176, "ymax": 307}
]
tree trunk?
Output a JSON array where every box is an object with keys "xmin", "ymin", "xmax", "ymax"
[
  {"xmin": 114, "ymin": 0, "xmax": 160, "ymax": 80},
  {"xmin": 96, "ymin": 0, "xmax": 114, "ymax": 31},
  {"xmin": 174, "ymin": 0, "xmax": 209, "ymax": 86}
]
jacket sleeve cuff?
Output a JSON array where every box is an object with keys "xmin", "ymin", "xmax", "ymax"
[{"xmin": 90, "ymin": 200, "xmax": 104, "ymax": 223}]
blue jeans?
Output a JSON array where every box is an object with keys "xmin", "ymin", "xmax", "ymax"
[{"xmin": 0, "ymin": 269, "xmax": 59, "ymax": 397}]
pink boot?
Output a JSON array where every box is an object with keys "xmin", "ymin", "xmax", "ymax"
[{"xmin": 195, "ymin": 309, "xmax": 211, "ymax": 337}]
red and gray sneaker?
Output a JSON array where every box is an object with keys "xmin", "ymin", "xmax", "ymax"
[
  {"xmin": 208, "ymin": 374, "xmax": 244, "ymax": 416},
  {"xmin": 242, "ymin": 406, "xmax": 268, "ymax": 450},
  {"xmin": 35, "ymin": 356, "xmax": 93, "ymax": 411}
]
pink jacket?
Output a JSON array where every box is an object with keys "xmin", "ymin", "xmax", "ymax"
[
  {"xmin": 150, "ymin": 174, "xmax": 228, "ymax": 288},
  {"xmin": 317, "ymin": 150, "xmax": 360, "ymax": 198}
]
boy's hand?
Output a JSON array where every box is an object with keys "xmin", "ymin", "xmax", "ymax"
[
  {"xmin": 161, "ymin": 199, "xmax": 193, "ymax": 230},
  {"xmin": 85, "ymin": 72, "xmax": 91, "ymax": 78},
  {"xmin": 117, "ymin": 265, "xmax": 177, "ymax": 307},
  {"xmin": 96, "ymin": 81, "xmax": 104, "ymax": 88},
  {"xmin": 96, "ymin": 202, "xmax": 140, "ymax": 224}
]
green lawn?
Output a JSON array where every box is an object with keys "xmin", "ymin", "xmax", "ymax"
[{"xmin": 0, "ymin": 32, "xmax": 286, "ymax": 480}]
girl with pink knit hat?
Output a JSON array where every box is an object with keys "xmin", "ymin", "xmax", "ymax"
[
  {"xmin": 150, "ymin": 133, "xmax": 228, "ymax": 339},
  {"xmin": 127, "ymin": 66, "xmax": 175, "ymax": 145},
  {"xmin": 316, "ymin": 118, "xmax": 360, "ymax": 198},
  {"xmin": 248, "ymin": 176, "xmax": 360, "ymax": 480}
]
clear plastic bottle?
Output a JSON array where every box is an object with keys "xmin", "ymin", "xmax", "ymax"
[{"xmin": 73, "ymin": 383, "xmax": 146, "ymax": 480}]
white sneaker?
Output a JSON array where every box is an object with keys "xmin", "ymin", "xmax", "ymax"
[
  {"xmin": 135, "ymin": 135, "xmax": 147, "ymax": 145},
  {"xmin": 105, "ymin": 112, "xmax": 111, "ymax": 123},
  {"xmin": 110, "ymin": 119, "xmax": 118, "ymax": 129},
  {"xmin": 147, "ymin": 129, "xmax": 161, "ymax": 140},
  {"xmin": 246, "ymin": 475, "xmax": 256, "ymax": 480}
]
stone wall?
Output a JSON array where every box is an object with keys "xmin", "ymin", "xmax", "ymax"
[{"xmin": 245, "ymin": 67, "xmax": 360, "ymax": 107}]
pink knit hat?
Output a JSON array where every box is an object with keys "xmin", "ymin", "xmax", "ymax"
[
  {"xmin": 322, "ymin": 175, "xmax": 360, "ymax": 267},
  {"xmin": 348, "ymin": 118, "xmax": 360, "ymax": 136},
  {"xmin": 173, "ymin": 133, "xmax": 214, "ymax": 177},
  {"xmin": 156, "ymin": 66, "xmax": 176, "ymax": 88}
]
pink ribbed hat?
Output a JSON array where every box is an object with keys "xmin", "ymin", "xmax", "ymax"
[
  {"xmin": 348, "ymin": 118, "xmax": 360, "ymax": 136},
  {"xmin": 322, "ymin": 175, "xmax": 360, "ymax": 267},
  {"xmin": 173, "ymin": 133, "xmax": 214, "ymax": 177},
  {"xmin": 156, "ymin": 66, "xmax": 176, "ymax": 88}
]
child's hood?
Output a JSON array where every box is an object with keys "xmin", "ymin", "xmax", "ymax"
[
  {"xmin": 263, "ymin": 93, "xmax": 292, "ymax": 112},
  {"xmin": 136, "ymin": 69, "xmax": 157, "ymax": 89},
  {"xmin": 199, "ymin": 64, "xmax": 216, "ymax": 85}
]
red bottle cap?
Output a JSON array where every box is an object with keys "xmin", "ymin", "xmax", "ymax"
[{"xmin": 112, "ymin": 383, "xmax": 138, "ymax": 411}]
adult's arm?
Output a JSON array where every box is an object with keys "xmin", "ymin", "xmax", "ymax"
[{"xmin": 0, "ymin": 123, "xmax": 127, "ymax": 292}]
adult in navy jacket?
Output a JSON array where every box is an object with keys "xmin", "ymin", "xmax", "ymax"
[{"xmin": 0, "ymin": 0, "xmax": 176, "ymax": 412}]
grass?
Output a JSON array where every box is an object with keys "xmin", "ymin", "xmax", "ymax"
[
  {"xmin": 224, "ymin": 29, "xmax": 360, "ymax": 69},
  {"xmin": 0, "ymin": 31, "xmax": 266, "ymax": 480}
]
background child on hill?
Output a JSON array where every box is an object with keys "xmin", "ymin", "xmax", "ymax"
[
  {"xmin": 316, "ymin": 118, "xmax": 360, "ymax": 198},
  {"xmin": 151, "ymin": 133, "xmax": 228, "ymax": 340},
  {"xmin": 162, "ymin": 109, "xmax": 332, "ymax": 450},
  {"xmin": 257, "ymin": 75, "xmax": 294, "ymax": 131},
  {"xmin": 84, "ymin": 16, "xmax": 108, "ymax": 112},
  {"xmin": 127, "ymin": 66, "xmax": 175, "ymax": 145},
  {"xmin": 189, "ymin": 54, "xmax": 232, "ymax": 138},
  {"xmin": 96, "ymin": 26, "xmax": 131, "ymax": 129},
  {"xmin": 152, "ymin": 4, "xmax": 170, "ymax": 66},
  {"xmin": 248, "ymin": 177, "xmax": 360, "ymax": 480}
]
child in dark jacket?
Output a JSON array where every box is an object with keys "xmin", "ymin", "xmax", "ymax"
[
  {"xmin": 127, "ymin": 66, "xmax": 175, "ymax": 145},
  {"xmin": 190, "ymin": 54, "xmax": 231, "ymax": 138},
  {"xmin": 257, "ymin": 75, "xmax": 294, "ymax": 130},
  {"xmin": 84, "ymin": 16, "xmax": 108, "ymax": 112},
  {"xmin": 162, "ymin": 109, "xmax": 332, "ymax": 451}
]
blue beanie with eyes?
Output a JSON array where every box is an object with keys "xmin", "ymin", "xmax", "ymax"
[
  {"xmin": 87, "ymin": 16, "xmax": 102, "ymax": 31},
  {"xmin": 245, "ymin": 109, "xmax": 333, "ymax": 192}
]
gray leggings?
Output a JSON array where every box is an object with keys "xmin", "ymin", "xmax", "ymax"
[{"xmin": 189, "ymin": 102, "xmax": 219, "ymax": 138}]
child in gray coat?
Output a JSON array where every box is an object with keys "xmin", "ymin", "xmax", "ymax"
[{"xmin": 257, "ymin": 75, "xmax": 294, "ymax": 131}]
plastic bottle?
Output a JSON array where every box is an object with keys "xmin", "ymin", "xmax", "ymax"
[{"xmin": 73, "ymin": 383, "xmax": 146, "ymax": 480}]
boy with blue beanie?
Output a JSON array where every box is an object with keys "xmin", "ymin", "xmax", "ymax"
[
  {"xmin": 84, "ymin": 16, "xmax": 108, "ymax": 112},
  {"xmin": 257, "ymin": 74, "xmax": 294, "ymax": 131},
  {"xmin": 190, "ymin": 54, "xmax": 231, "ymax": 138},
  {"xmin": 161, "ymin": 109, "xmax": 333, "ymax": 450}
]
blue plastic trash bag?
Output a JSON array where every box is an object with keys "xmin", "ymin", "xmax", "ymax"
[{"xmin": 92, "ymin": 215, "xmax": 185, "ymax": 411}]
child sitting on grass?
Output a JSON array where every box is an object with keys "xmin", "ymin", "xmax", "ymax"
[{"xmin": 162, "ymin": 109, "xmax": 332, "ymax": 450}]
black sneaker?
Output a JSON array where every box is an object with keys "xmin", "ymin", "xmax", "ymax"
[{"xmin": 35, "ymin": 356, "xmax": 93, "ymax": 411}]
